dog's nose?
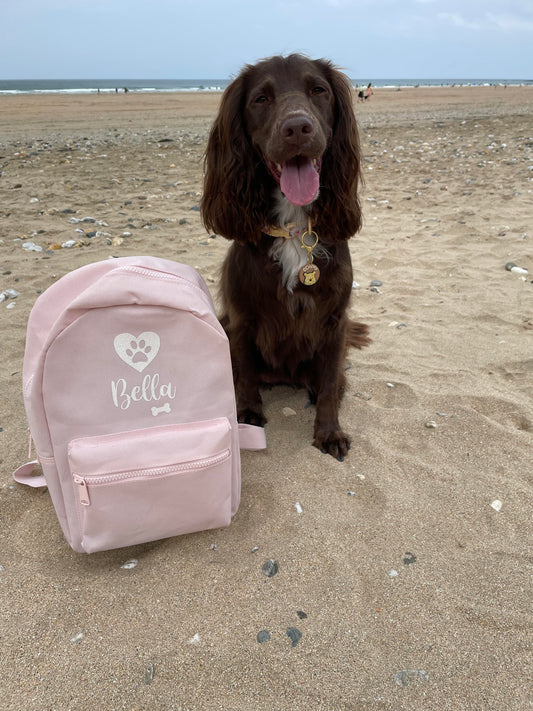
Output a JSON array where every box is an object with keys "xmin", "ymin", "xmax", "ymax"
[{"xmin": 280, "ymin": 115, "xmax": 315, "ymax": 145}]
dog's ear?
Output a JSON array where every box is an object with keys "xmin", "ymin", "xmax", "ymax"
[
  {"xmin": 201, "ymin": 74, "xmax": 266, "ymax": 244},
  {"xmin": 315, "ymin": 61, "xmax": 362, "ymax": 240}
]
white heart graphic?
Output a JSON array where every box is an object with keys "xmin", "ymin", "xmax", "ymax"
[{"xmin": 114, "ymin": 332, "xmax": 160, "ymax": 372}]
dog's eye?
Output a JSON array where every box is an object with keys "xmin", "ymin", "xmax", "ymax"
[
  {"xmin": 254, "ymin": 94, "xmax": 268, "ymax": 104},
  {"xmin": 311, "ymin": 86, "xmax": 327, "ymax": 96}
]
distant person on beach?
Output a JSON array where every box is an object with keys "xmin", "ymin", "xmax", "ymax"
[{"xmin": 358, "ymin": 82, "xmax": 373, "ymax": 101}]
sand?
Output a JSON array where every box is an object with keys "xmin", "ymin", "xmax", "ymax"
[{"xmin": 1, "ymin": 85, "xmax": 532, "ymax": 710}]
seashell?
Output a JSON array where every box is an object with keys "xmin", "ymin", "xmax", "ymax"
[
  {"xmin": 22, "ymin": 242, "xmax": 43, "ymax": 252},
  {"xmin": 120, "ymin": 559, "xmax": 138, "ymax": 569},
  {"xmin": 0, "ymin": 289, "xmax": 19, "ymax": 301}
]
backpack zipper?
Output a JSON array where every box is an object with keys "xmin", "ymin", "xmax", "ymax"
[
  {"xmin": 73, "ymin": 449, "xmax": 230, "ymax": 507},
  {"xmin": 122, "ymin": 266, "xmax": 211, "ymax": 302}
]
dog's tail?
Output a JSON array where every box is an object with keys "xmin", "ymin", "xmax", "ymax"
[{"xmin": 347, "ymin": 320, "xmax": 372, "ymax": 350}]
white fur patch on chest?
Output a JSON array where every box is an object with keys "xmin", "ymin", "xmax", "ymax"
[
  {"xmin": 267, "ymin": 191, "xmax": 328, "ymax": 292},
  {"xmin": 269, "ymin": 237, "xmax": 309, "ymax": 292}
]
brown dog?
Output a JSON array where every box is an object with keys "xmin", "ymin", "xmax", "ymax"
[{"xmin": 201, "ymin": 54, "xmax": 370, "ymax": 460}]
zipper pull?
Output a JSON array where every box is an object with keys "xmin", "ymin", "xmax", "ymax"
[{"xmin": 74, "ymin": 476, "xmax": 90, "ymax": 506}]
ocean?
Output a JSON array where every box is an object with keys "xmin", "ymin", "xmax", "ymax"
[{"xmin": 0, "ymin": 77, "xmax": 531, "ymax": 95}]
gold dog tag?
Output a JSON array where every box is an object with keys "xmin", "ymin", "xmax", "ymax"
[
  {"xmin": 299, "ymin": 219, "xmax": 320, "ymax": 286},
  {"xmin": 299, "ymin": 262, "xmax": 320, "ymax": 286}
]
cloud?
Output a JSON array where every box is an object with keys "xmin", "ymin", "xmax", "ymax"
[
  {"xmin": 487, "ymin": 12, "xmax": 533, "ymax": 30},
  {"xmin": 439, "ymin": 5, "xmax": 533, "ymax": 32},
  {"xmin": 438, "ymin": 12, "xmax": 482, "ymax": 30}
]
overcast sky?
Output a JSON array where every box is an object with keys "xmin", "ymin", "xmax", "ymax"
[{"xmin": 1, "ymin": 0, "xmax": 532, "ymax": 80}]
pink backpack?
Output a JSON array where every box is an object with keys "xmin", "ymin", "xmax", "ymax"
[{"xmin": 14, "ymin": 256, "xmax": 266, "ymax": 553}]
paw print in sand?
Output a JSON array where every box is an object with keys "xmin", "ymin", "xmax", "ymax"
[{"xmin": 114, "ymin": 332, "xmax": 160, "ymax": 372}]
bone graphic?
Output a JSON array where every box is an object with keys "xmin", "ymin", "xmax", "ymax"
[{"xmin": 151, "ymin": 403, "xmax": 171, "ymax": 417}]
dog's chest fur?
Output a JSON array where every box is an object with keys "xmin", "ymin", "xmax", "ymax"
[{"xmin": 267, "ymin": 191, "xmax": 327, "ymax": 292}]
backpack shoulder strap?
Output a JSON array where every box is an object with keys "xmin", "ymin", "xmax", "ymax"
[
  {"xmin": 13, "ymin": 461, "xmax": 46, "ymax": 487},
  {"xmin": 238, "ymin": 424, "xmax": 266, "ymax": 450}
]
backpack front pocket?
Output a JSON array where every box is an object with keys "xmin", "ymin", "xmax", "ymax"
[{"xmin": 68, "ymin": 419, "xmax": 232, "ymax": 553}]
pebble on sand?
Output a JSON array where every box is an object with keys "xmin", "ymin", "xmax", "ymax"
[
  {"xmin": 394, "ymin": 669, "xmax": 429, "ymax": 687},
  {"xmin": 505, "ymin": 261, "xmax": 528, "ymax": 275},
  {"xmin": 262, "ymin": 559, "xmax": 279, "ymax": 578},
  {"xmin": 144, "ymin": 662, "xmax": 154, "ymax": 685},
  {"xmin": 286, "ymin": 628, "xmax": 302, "ymax": 647}
]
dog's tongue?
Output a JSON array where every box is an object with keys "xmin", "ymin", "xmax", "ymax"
[{"xmin": 280, "ymin": 157, "xmax": 319, "ymax": 206}]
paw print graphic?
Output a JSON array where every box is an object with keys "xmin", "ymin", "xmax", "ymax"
[
  {"xmin": 114, "ymin": 332, "xmax": 160, "ymax": 372},
  {"xmin": 126, "ymin": 338, "xmax": 151, "ymax": 365}
]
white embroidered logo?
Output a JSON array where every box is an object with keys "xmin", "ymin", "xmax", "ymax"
[{"xmin": 113, "ymin": 332, "xmax": 160, "ymax": 373}]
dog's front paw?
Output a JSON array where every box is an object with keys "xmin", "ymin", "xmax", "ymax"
[
  {"xmin": 313, "ymin": 429, "xmax": 351, "ymax": 462},
  {"xmin": 238, "ymin": 407, "xmax": 267, "ymax": 428}
]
